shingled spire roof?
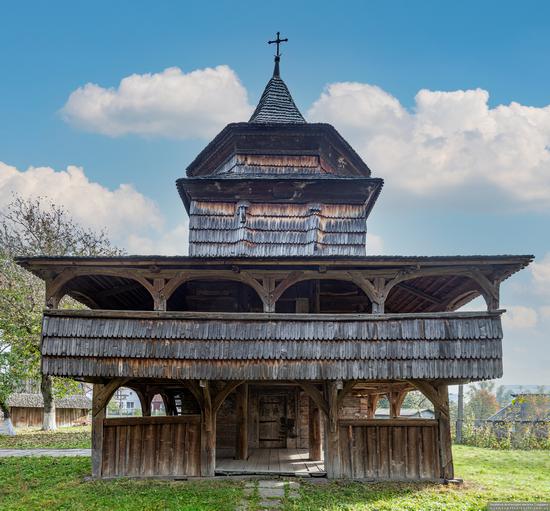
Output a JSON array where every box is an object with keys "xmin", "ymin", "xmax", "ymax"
[{"xmin": 249, "ymin": 35, "xmax": 306, "ymax": 124}]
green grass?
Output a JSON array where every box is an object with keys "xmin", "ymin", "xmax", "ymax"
[
  {"xmin": 0, "ymin": 446, "xmax": 548, "ymax": 510},
  {"xmin": 0, "ymin": 457, "xmax": 243, "ymax": 511},
  {"xmin": 0, "ymin": 426, "xmax": 91, "ymax": 449},
  {"xmin": 282, "ymin": 446, "xmax": 550, "ymax": 511}
]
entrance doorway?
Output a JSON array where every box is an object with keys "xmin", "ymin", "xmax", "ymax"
[{"xmin": 259, "ymin": 394, "xmax": 287, "ymax": 448}]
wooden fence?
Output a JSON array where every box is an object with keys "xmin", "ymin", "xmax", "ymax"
[
  {"xmin": 101, "ymin": 416, "xmax": 201, "ymax": 478},
  {"xmin": 338, "ymin": 419, "xmax": 440, "ymax": 480}
]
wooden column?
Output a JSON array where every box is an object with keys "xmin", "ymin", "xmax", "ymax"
[
  {"xmin": 91, "ymin": 384, "xmax": 105, "ymax": 478},
  {"xmin": 200, "ymin": 381, "xmax": 216, "ymax": 476},
  {"xmin": 308, "ymin": 398, "xmax": 322, "ymax": 461},
  {"xmin": 235, "ymin": 383, "xmax": 248, "ymax": 460},
  {"xmin": 411, "ymin": 380, "xmax": 455, "ymax": 481},
  {"xmin": 325, "ymin": 381, "xmax": 341, "ymax": 478},
  {"xmin": 436, "ymin": 385, "xmax": 454, "ymax": 480}
]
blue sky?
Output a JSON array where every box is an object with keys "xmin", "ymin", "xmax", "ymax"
[{"xmin": 1, "ymin": 0, "xmax": 549, "ymax": 385}]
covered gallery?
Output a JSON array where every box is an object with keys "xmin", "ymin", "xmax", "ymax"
[{"xmin": 18, "ymin": 40, "xmax": 531, "ymax": 481}]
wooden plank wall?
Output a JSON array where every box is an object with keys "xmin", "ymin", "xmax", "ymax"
[
  {"xmin": 11, "ymin": 407, "xmax": 89, "ymax": 428},
  {"xmin": 101, "ymin": 416, "xmax": 201, "ymax": 478},
  {"xmin": 338, "ymin": 420, "xmax": 440, "ymax": 480}
]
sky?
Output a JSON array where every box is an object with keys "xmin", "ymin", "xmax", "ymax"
[{"xmin": 1, "ymin": 0, "xmax": 549, "ymax": 386}]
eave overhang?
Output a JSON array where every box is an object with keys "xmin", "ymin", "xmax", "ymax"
[
  {"xmin": 185, "ymin": 123, "xmax": 372, "ymax": 178},
  {"xmin": 176, "ymin": 177, "xmax": 384, "ymax": 215}
]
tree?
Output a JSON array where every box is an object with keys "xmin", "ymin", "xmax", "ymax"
[
  {"xmin": 465, "ymin": 381, "xmax": 500, "ymax": 422},
  {"xmin": 0, "ymin": 196, "xmax": 123, "ymax": 431}
]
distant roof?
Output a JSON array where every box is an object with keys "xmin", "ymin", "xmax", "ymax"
[
  {"xmin": 249, "ymin": 63, "xmax": 305, "ymax": 124},
  {"xmin": 5, "ymin": 393, "xmax": 91, "ymax": 410}
]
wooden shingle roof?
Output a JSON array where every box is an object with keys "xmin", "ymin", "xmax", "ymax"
[{"xmin": 249, "ymin": 74, "xmax": 305, "ymax": 124}]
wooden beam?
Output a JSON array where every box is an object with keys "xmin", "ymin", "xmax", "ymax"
[
  {"xmin": 294, "ymin": 381, "xmax": 328, "ymax": 416},
  {"xmin": 235, "ymin": 383, "xmax": 248, "ymax": 460},
  {"xmin": 396, "ymin": 282, "xmax": 443, "ymax": 305},
  {"xmin": 325, "ymin": 381, "xmax": 341, "ymax": 479},
  {"xmin": 308, "ymin": 398, "xmax": 322, "ymax": 461},
  {"xmin": 213, "ymin": 381, "xmax": 245, "ymax": 413},
  {"xmin": 91, "ymin": 384, "xmax": 105, "ymax": 478},
  {"xmin": 200, "ymin": 381, "xmax": 216, "ymax": 477}
]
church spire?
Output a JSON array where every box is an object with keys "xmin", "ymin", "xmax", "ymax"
[{"xmin": 249, "ymin": 32, "xmax": 306, "ymax": 124}]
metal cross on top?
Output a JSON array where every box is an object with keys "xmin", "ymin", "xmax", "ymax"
[{"xmin": 268, "ymin": 31, "xmax": 288, "ymax": 57}]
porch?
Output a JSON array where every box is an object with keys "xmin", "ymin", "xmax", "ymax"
[{"xmin": 216, "ymin": 448, "xmax": 325, "ymax": 477}]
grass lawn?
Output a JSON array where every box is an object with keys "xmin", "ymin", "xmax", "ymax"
[
  {"xmin": 0, "ymin": 426, "xmax": 91, "ymax": 449},
  {"xmin": 0, "ymin": 446, "xmax": 548, "ymax": 510}
]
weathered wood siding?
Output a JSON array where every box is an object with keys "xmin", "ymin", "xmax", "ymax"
[
  {"xmin": 188, "ymin": 201, "xmax": 368, "ymax": 257},
  {"xmin": 10, "ymin": 407, "xmax": 88, "ymax": 428},
  {"xmin": 338, "ymin": 420, "xmax": 440, "ymax": 480},
  {"xmin": 101, "ymin": 416, "xmax": 201, "ymax": 478},
  {"xmin": 42, "ymin": 310, "xmax": 504, "ymax": 381}
]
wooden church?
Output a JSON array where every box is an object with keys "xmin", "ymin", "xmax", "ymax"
[{"xmin": 18, "ymin": 36, "xmax": 532, "ymax": 481}]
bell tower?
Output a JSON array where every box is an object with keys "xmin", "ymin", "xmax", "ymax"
[{"xmin": 177, "ymin": 34, "xmax": 383, "ymax": 257}]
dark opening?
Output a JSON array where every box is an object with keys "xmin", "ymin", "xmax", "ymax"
[
  {"xmin": 275, "ymin": 279, "xmax": 372, "ymax": 313},
  {"xmin": 167, "ymin": 279, "xmax": 263, "ymax": 312}
]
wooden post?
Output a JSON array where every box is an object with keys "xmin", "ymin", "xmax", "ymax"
[
  {"xmin": 436, "ymin": 385, "xmax": 454, "ymax": 480},
  {"xmin": 235, "ymin": 383, "xmax": 248, "ymax": 460},
  {"xmin": 91, "ymin": 384, "xmax": 105, "ymax": 478},
  {"xmin": 325, "ymin": 381, "xmax": 341, "ymax": 478},
  {"xmin": 456, "ymin": 384, "xmax": 464, "ymax": 444},
  {"xmin": 200, "ymin": 381, "xmax": 216, "ymax": 476},
  {"xmin": 308, "ymin": 398, "xmax": 321, "ymax": 461},
  {"xmin": 409, "ymin": 380, "xmax": 455, "ymax": 480},
  {"xmin": 388, "ymin": 390, "xmax": 406, "ymax": 419},
  {"xmin": 366, "ymin": 394, "xmax": 379, "ymax": 419}
]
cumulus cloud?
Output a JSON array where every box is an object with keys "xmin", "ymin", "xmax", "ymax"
[
  {"xmin": 502, "ymin": 305, "xmax": 538, "ymax": 329},
  {"xmin": 308, "ymin": 83, "xmax": 550, "ymax": 209},
  {"xmin": 125, "ymin": 222, "xmax": 189, "ymax": 256},
  {"xmin": 0, "ymin": 161, "xmax": 163, "ymax": 245},
  {"xmin": 366, "ymin": 232, "xmax": 384, "ymax": 255},
  {"xmin": 532, "ymin": 253, "xmax": 550, "ymax": 295},
  {"xmin": 62, "ymin": 66, "xmax": 253, "ymax": 139}
]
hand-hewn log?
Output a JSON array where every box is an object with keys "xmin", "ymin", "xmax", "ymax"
[
  {"xmin": 436, "ymin": 385, "xmax": 454, "ymax": 480},
  {"xmin": 235, "ymin": 383, "xmax": 249, "ymax": 460},
  {"xmin": 200, "ymin": 381, "xmax": 216, "ymax": 476},
  {"xmin": 325, "ymin": 381, "xmax": 341, "ymax": 479},
  {"xmin": 91, "ymin": 384, "xmax": 106, "ymax": 478},
  {"xmin": 308, "ymin": 398, "xmax": 322, "ymax": 461}
]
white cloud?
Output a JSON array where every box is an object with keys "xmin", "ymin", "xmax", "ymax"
[
  {"xmin": 532, "ymin": 252, "xmax": 550, "ymax": 295},
  {"xmin": 0, "ymin": 161, "xmax": 163, "ymax": 246},
  {"xmin": 125, "ymin": 222, "xmax": 189, "ymax": 256},
  {"xmin": 62, "ymin": 66, "xmax": 253, "ymax": 139},
  {"xmin": 502, "ymin": 305, "xmax": 538, "ymax": 330},
  {"xmin": 539, "ymin": 306, "xmax": 550, "ymax": 319},
  {"xmin": 366, "ymin": 232, "xmax": 384, "ymax": 255},
  {"xmin": 308, "ymin": 83, "xmax": 550, "ymax": 209}
]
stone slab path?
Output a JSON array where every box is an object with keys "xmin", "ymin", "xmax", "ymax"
[
  {"xmin": 0, "ymin": 448, "xmax": 91, "ymax": 457},
  {"xmin": 238, "ymin": 480, "xmax": 300, "ymax": 511}
]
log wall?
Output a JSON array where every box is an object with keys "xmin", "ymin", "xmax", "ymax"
[
  {"xmin": 101, "ymin": 416, "xmax": 201, "ymax": 478},
  {"xmin": 338, "ymin": 419, "xmax": 440, "ymax": 480}
]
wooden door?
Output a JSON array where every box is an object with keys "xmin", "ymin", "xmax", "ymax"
[{"xmin": 258, "ymin": 395, "xmax": 287, "ymax": 448}]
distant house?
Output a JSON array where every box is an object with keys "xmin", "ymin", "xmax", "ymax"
[
  {"xmin": 487, "ymin": 393, "xmax": 549, "ymax": 438},
  {"xmin": 375, "ymin": 408, "xmax": 435, "ymax": 419},
  {"xmin": 0, "ymin": 393, "xmax": 91, "ymax": 428}
]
